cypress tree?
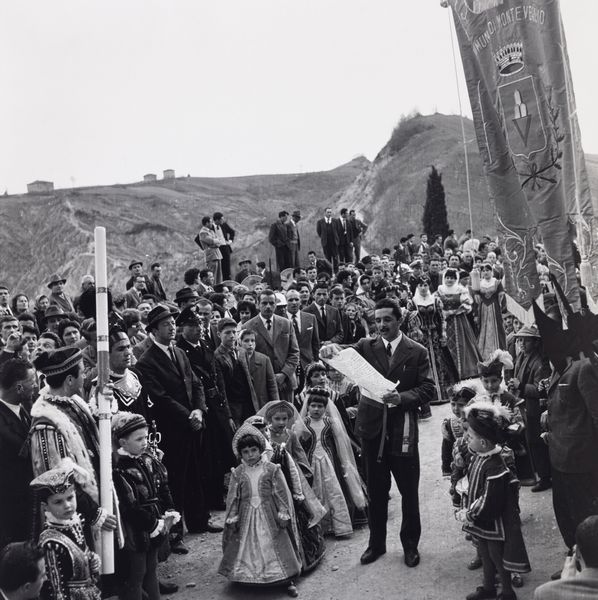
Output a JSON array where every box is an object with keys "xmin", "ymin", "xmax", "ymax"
[{"xmin": 422, "ymin": 166, "xmax": 450, "ymax": 239}]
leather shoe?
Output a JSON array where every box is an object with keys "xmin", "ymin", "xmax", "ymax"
[
  {"xmin": 360, "ymin": 546, "xmax": 386, "ymax": 565},
  {"xmin": 465, "ymin": 586, "xmax": 496, "ymax": 600},
  {"xmin": 531, "ymin": 478, "xmax": 551, "ymax": 492},
  {"xmin": 170, "ymin": 539, "xmax": 189, "ymax": 555},
  {"xmin": 159, "ymin": 581, "xmax": 179, "ymax": 594},
  {"xmin": 404, "ymin": 548, "xmax": 420, "ymax": 568}
]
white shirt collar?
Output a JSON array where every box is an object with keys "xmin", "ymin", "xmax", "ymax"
[
  {"xmin": 382, "ymin": 333, "xmax": 403, "ymax": 355},
  {"xmin": 259, "ymin": 314, "xmax": 274, "ymax": 328},
  {"xmin": 0, "ymin": 398, "xmax": 21, "ymax": 417},
  {"xmin": 287, "ymin": 311, "xmax": 300, "ymax": 325},
  {"xmin": 153, "ymin": 339, "xmax": 173, "ymax": 357}
]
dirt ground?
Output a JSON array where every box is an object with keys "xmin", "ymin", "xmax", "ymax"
[{"xmin": 159, "ymin": 403, "xmax": 564, "ymax": 600}]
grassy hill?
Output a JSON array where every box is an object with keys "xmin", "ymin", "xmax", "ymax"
[{"xmin": 1, "ymin": 113, "xmax": 596, "ymax": 300}]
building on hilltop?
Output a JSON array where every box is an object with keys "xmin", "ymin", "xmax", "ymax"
[
  {"xmin": 27, "ymin": 180, "xmax": 54, "ymax": 194},
  {"xmin": 163, "ymin": 169, "xmax": 175, "ymax": 180},
  {"xmin": 144, "ymin": 173, "xmax": 157, "ymax": 183}
]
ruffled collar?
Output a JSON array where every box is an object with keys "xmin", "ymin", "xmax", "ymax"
[{"xmin": 45, "ymin": 511, "xmax": 81, "ymax": 527}]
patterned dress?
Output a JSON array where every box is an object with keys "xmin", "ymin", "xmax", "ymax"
[
  {"xmin": 436, "ymin": 285, "xmax": 481, "ymax": 379},
  {"xmin": 39, "ymin": 514, "xmax": 101, "ymax": 600},
  {"xmin": 410, "ymin": 295, "xmax": 458, "ymax": 404},
  {"xmin": 219, "ymin": 460, "xmax": 302, "ymax": 584},
  {"xmin": 268, "ymin": 427, "xmax": 326, "ymax": 572},
  {"xmin": 474, "ymin": 278, "xmax": 507, "ymax": 360},
  {"xmin": 300, "ymin": 417, "xmax": 352, "ymax": 537}
]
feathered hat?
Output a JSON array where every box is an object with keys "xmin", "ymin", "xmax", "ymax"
[
  {"xmin": 477, "ymin": 350, "xmax": 514, "ymax": 378},
  {"xmin": 464, "ymin": 400, "xmax": 512, "ymax": 444}
]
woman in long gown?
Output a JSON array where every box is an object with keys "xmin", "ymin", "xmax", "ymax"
[
  {"xmin": 256, "ymin": 400, "xmax": 326, "ymax": 573},
  {"xmin": 436, "ymin": 268, "xmax": 481, "ymax": 380},
  {"xmin": 219, "ymin": 424, "xmax": 302, "ymax": 594},
  {"xmin": 473, "ymin": 263, "xmax": 507, "ymax": 360},
  {"xmin": 409, "ymin": 275, "xmax": 458, "ymax": 404}
]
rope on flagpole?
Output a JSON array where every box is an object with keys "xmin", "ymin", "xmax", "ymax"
[{"xmin": 447, "ymin": 6, "xmax": 474, "ymax": 238}]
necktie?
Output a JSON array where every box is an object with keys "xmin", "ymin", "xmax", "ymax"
[
  {"xmin": 266, "ymin": 318, "xmax": 272, "ymax": 332},
  {"xmin": 386, "ymin": 342, "xmax": 392, "ymax": 358},
  {"xmin": 19, "ymin": 407, "xmax": 30, "ymax": 427},
  {"xmin": 292, "ymin": 314, "xmax": 299, "ymax": 337},
  {"xmin": 320, "ymin": 307, "xmax": 326, "ymax": 324}
]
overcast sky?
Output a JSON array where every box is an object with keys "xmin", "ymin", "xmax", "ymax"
[{"xmin": 1, "ymin": 1, "xmax": 596, "ymax": 194}]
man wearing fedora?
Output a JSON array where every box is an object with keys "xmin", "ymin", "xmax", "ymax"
[
  {"xmin": 42, "ymin": 306, "xmax": 68, "ymax": 335},
  {"xmin": 125, "ymin": 260, "xmax": 151, "ymax": 291},
  {"xmin": 134, "ymin": 305, "xmax": 210, "ymax": 551},
  {"xmin": 287, "ymin": 209, "xmax": 301, "ymax": 269},
  {"xmin": 47, "ymin": 274, "xmax": 74, "ymax": 314},
  {"xmin": 235, "ymin": 259, "xmax": 256, "ymax": 284},
  {"xmin": 269, "ymin": 211, "xmax": 292, "ymax": 272},
  {"xmin": 174, "ymin": 287, "xmax": 200, "ymax": 310}
]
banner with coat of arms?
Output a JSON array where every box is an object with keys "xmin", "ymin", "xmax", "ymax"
[{"xmin": 448, "ymin": 0, "xmax": 596, "ymax": 309}]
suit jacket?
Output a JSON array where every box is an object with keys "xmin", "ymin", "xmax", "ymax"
[
  {"xmin": 124, "ymin": 287, "xmax": 143, "ymax": 308},
  {"xmin": 513, "ymin": 350, "xmax": 550, "ymax": 423},
  {"xmin": 220, "ymin": 221, "xmax": 235, "ymax": 243},
  {"xmin": 147, "ymin": 276, "xmax": 167, "ymax": 301},
  {"xmin": 134, "ymin": 344, "xmax": 206, "ymax": 438},
  {"xmin": 546, "ymin": 357, "xmax": 598, "ymax": 473},
  {"xmin": 177, "ymin": 337, "xmax": 231, "ymax": 426},
  {"xmin": 287, "ymin": 219, "xmax": 300, "ymax": 250},
  {"xmin": 0, "ymin": 401, "xmax": 32, "ymax": 547},
  {"xmin": 243, "ymin": 314, "xmax": 299, "ymax": 389},
  {"xmin": 349, "ymin": 217, "xmax": 367, "ymax": 239},
  {"xmin": 213, "ymin": 345, "xmax": 259, "ymax": 413},
  {"xmin": 199, "ymin": 226, "xmax": 223, "ymax": 262},
  {"xmin": 245, "ymin": 349, "xmax": 280, "ymax": 407},
  {"xmin": 304, "ymin": 302, "xmax": 344, "ymax": 344},
  {"xmin": 308, "ymin": 258, "xmax": 333, "ymax": 276},
  {"xmin": 132, "ymin": 335, "xmax": 153, "ymax": 360},
  {"xmin": 316, "ymin": 218, "xmax": 339, "ymax": 247},
  {"xmin": 268, "ymin": 221, "xmax": 290, "ymax": 249},
  {"xmin": 49, "ymin": 292, "xmax": 74, "ymax": 313},
  {"xmin": 534, "ymin": 572, "xmax": 598, "ymax": 600},
  {"xmin": 336, "ymin": 217, "xmax": 354, "ymax": 244},
  {"xmin": 289, "ymin": 311, "xmax": 320, "ymax": 368},
  {"xmin": 350, "ymin": 335, "xmax": 434, "ymax": 453}
]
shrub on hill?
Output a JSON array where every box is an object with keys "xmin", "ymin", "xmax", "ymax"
[{"xmin": 388, "ymin": 112, "xmax": 433, "ymax": 155}]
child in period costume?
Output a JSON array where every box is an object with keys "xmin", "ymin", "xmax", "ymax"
[
  {"xmin": 456, "ymin": 402, "xmax": 531, "ymax": 600},
  {"xmin": 257, "ymin": 400, "xmax": 326, "ymax": 573},
  {"xmin": 441, "ymin": 382, "xmax": 476, "ymax": 478},
  {"xmin": 219, "ymin": 424, "xmax": 302, "ymax": 597},
  {"xmin": 299, "ymin": 387, "xmax": 367, "ymax": 538},
  {"xmin": 112, "ymin": 412, "xmax": 180, "ymax": 600},
  {"xmin": 477, "ymin": 351, "xmax": 533, "ymax": 484},
  {"xmin": 30, "ymin": 462, "xmax": 102, "ymax": 600}
]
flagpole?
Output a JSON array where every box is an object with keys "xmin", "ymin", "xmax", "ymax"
[
  {"xmin": 447, "ymin": 6, "xmax": 474, "ymax": 238},
  {"xmin": 94, "ymin": 226, "xmax": 114, "ymax": 574}
]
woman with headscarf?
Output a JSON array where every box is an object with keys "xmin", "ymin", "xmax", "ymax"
[
  {"xmin": 409, "ymin": 275, "xmax": 458, "ymax": 404},
  {"xmin": 435, "ymin": 268, "xmax": 481, "ymax": 379},
  {"xmin": 472, "ymin": 262, "xmax": 507, "ymax": 360}
]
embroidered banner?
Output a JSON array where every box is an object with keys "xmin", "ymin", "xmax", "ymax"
[{"xmin": 448, "ymin": 0, "xmax": 595, "ymax": 308}]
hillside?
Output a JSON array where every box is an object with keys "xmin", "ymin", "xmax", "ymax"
[{"xmin": 1, "ymin": 113, "xmax": 596, "ymax": 300}]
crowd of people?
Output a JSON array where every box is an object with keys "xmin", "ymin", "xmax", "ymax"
[{"xmin": 0, "ymin": 211, "xmax": 597, "ymax": 600}]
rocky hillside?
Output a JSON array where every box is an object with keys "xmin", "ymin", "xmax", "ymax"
[{"xmin": 1, "ymin": 113, "xmax": 596, "ymax": 300}]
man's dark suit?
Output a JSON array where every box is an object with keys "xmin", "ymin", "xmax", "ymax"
[
  {"xmin": 303, "ymin": 302, "xmax": 344, "ymax": 344},
  {"xmin": 147, "ymin": 276, "xmax": 167, "ymax": 301},
  {"xmin": 336, "ymin": 216, "xmax": 354, "ymax": 263},
  {"xmin": 316, "ymin": 218, "xmax": 340, "ymax": 271},
  {"xmin": 134, "ymin": 344, "xmax": 208, "ymax": 532},
  {"xmin": 243, "ymin": 315, "xmax": 300, "ymax": 402},
  {"xmin": 0, "ymin": 401, "xmax": 32, "ymax": 548},
  {"xmin": 218, "ymin": 221, "xmax": 235, "ymax": 281},
  {"xmin": 214, "ymin": 345, "xmax": 259, "ymax": 424},
  {"xmin": 307, "ymin": 257, "xmax": 333, "ymax": 276},
  {"xmin": 513, "ymin": 350, "xmax": 551, "ymax": 481},
  {"xmin": 534, "ymin": 574, "xmax": 598, "ymax": 600},
  {"xmin": 268, "ymin": 220, "xmax": 291, "ymax": 272},
  {"xmin": 290, "ymin": 311, "xmax": 320, "ymax": 369},
  {"xmin": 546, "ymin": 357, "xmax": 598, "ymax": 549},
  {"xmin": 350, "ymin": 335, "xmax": 434, "ymax": 554},
  {"xmin": 177, "ymin": 336, "xmax": 234, "ymax": 510}
]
